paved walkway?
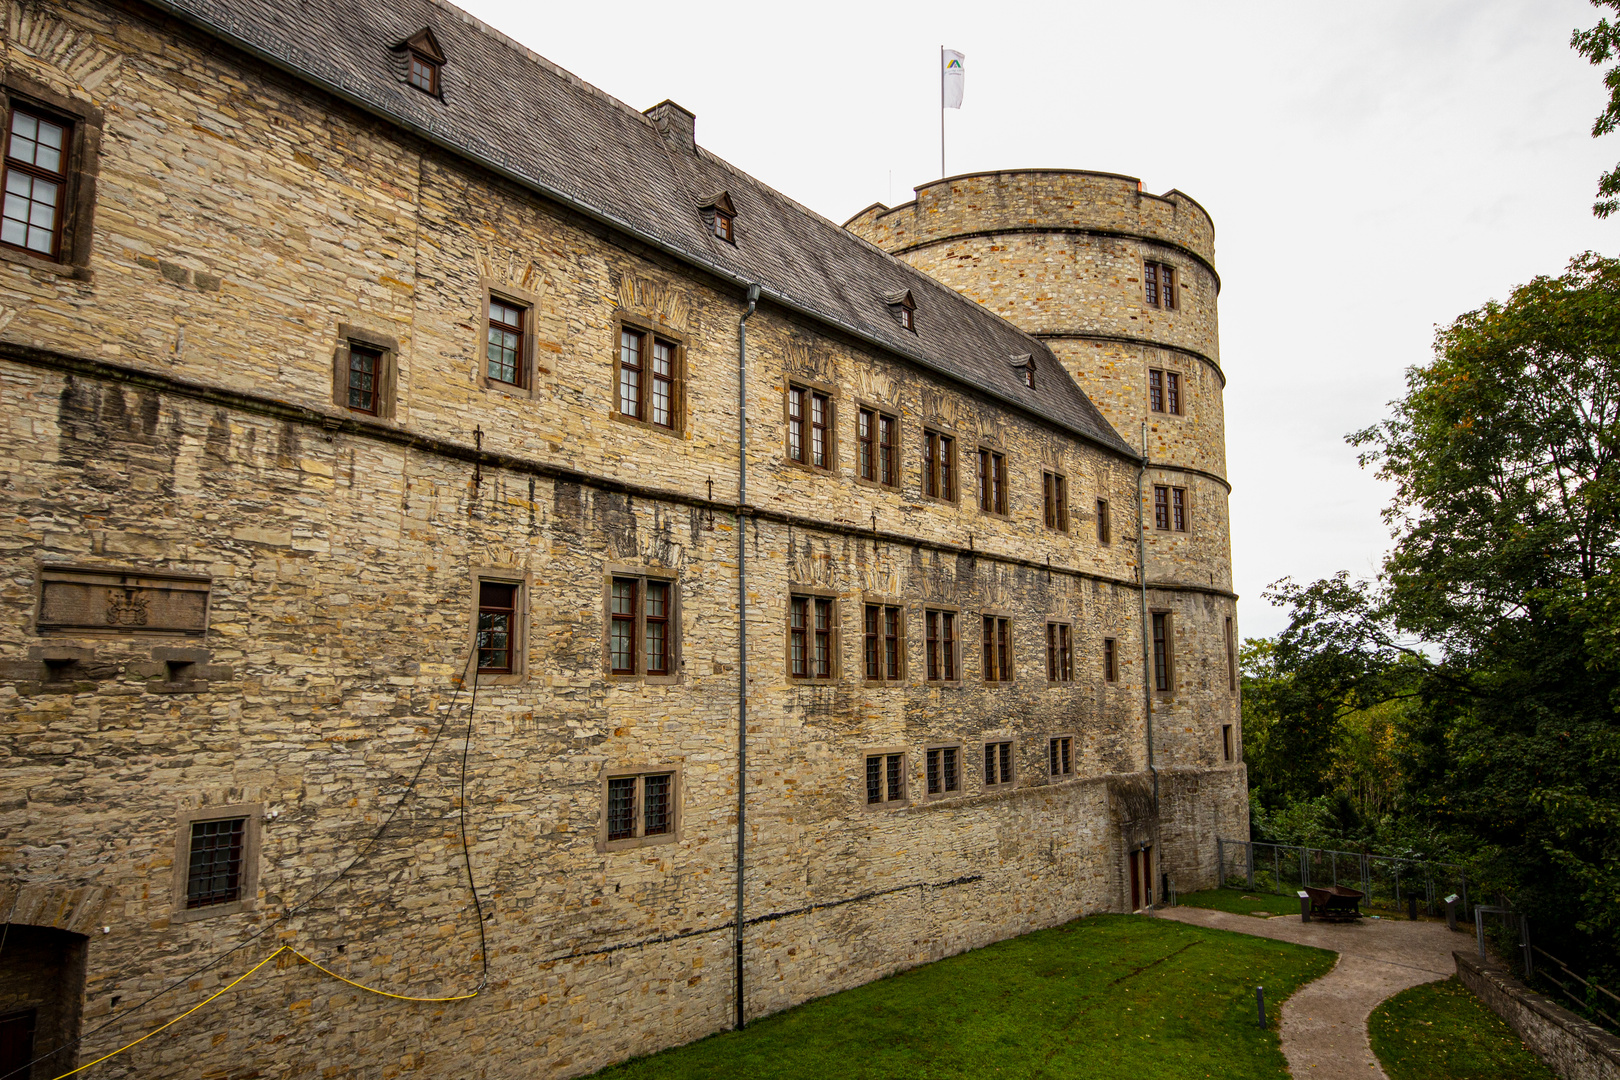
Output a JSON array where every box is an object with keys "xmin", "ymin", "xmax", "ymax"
[{"xmin": 1158, "ymin": 905, "xmax": 1464, "ymax": 1080}]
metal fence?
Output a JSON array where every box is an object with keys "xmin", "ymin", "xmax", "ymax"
[{"xmin": 1216, "ymin": 838, "xmax": 1468, "ymax": 916}]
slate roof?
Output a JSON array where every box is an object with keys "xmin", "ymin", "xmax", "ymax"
[{"xmin": 144, "ymin": 0, "xmax": 1136, "ymax": 459}]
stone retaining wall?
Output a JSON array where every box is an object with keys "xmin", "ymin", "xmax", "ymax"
[{"xmin": 1455, "ymin": 951, "xmax": 1620, "ymax": 1080}]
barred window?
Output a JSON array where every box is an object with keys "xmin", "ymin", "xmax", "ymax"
[
  {"xmin": 1049, "ymin": 736, "xmax": 1073, "ymax": 777},
  {"xmin": 603, "ymin": 771, "xmax": 676, "ymax": 847},
  {"xmin": 984, "ymin": 740, "xmax": 1014, "ymax": 787},
  {"xmin": 186, "ymin": 817, "xmax": 246, "ymax": 909},
  {"xmin": 926, "ymin": 746, "xmax": 960, "ymax": 796},
  {"xmin": 865, "ymin": 752, "xmax": 906, "ymax": 805}
]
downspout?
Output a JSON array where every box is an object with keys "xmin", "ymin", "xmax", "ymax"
[
  {"xmin": 1137, "ymin": 421, "xmax": 1158, "ymax": 811},
  {"xmin": 735, "ymin": 282, "xmax": 759, "ymax": 1031}
]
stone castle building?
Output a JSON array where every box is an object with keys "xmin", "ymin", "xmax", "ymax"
[{"xmin": 0, "ymin": 0, "xmax": 1243, "ymax": 1075}]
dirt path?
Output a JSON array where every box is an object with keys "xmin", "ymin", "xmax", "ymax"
[{"xmin": 1158, "ymin": 905, "xmax": 1463, "ymax": 1079}]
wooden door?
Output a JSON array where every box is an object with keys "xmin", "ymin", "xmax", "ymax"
[{"xmin": 0, "ymin": 1010, "xmax": 35, "ymax": 1080}]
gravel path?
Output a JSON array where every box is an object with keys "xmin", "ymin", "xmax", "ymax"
[{"xmin": 1158, "ymin": 905, "xmax": 1463, "ymax": 1079}]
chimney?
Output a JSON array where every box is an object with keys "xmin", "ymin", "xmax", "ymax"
[{"xmin": 645, "ymin": 100, "xmax": 696, "ymax": 153}]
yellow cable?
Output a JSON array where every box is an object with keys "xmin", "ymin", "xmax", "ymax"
[{"xmin": 48, "ymin": 945, "xmax": 480, "ymax": 1080}]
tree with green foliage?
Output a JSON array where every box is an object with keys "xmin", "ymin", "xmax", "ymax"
[
  {"xmin": 1574, "ymin": 0, "xmax": 1620, "ymax": 217},
  {"xmin": 1265, "ymin": 253, "xmax": 1620, "ymax": 974}
]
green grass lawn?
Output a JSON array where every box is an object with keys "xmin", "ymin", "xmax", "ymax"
[
  {"xmin": 1176, "ymin": 888, "xmax": 1293, "ymax": 918},
  {"xmin": 588, "ymin": 915, "xmax": 1335, "ymax": 1080},
  {"xmin": 1369, "ymin": 977, "xmax": 1556, "ymax": 1080}
]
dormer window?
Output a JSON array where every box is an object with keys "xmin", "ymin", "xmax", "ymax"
[
  {"xmin": 699, "ymin": 192, "xmax": 736, "ymax": 245},
  {"xmin": 396, "ymin": 28, "xmax": 446, "ymax": 98},
  {"xmin": 408, "ymin": 53, "xmax": 439, "ymax": 94},
  {"xmin": 885, "ymin": 289, "xmax": 916, "ymax": 333},
  {"xmin": 1010, "ymin": 354, "xmax": 1036, "ymax": 389}
]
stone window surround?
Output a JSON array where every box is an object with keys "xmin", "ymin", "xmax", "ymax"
[
  {"xmin": 467, "ymin": 567, "xmax": 529, "ymax": 686},
  {"xmin": 783, "ymin": 376, "xmax": 840, "ymax": 475},
  {"xmin": 859, "ymin": 593, "xmax": 906, "ymax": 686},
  {"xmin": 1148, "ymin": 365, "xmax": 1186, "ymax": 417},
  {"xmin": 171, "ymin": 803, "xmax": 263, "ymax": 923},
  {"xmin": 602, "ymin": 563, "xmax": 681, "ymax": 685},
  {"xmin": 920, "ymin": 424, "xmax": 962, "ymax": 505},
  {"xmin": 1151, "ymin": 482, "xmax": 1192, "ymax": 534},
  {"xmin": 331, "ymin": 323, "xmax": 401, "ymax": 420},
  {"xmin": 861, "ymin": 745, "xmax": 909, "ymax": 811},
  {"xmin": 786, "ymin": 585, "xmax": 840, "ymax": 683},
  {"xmin": 982, "ymin": 736, "xmax": 1017, "ymax": 790},
  {"xmin": 1151, "ymin": 608, "xmax": 1176, "ymax": 696},
  {"xmin": 477, "ymin": 279, "xmax": 540, "ymax": 399},
  {"xmin": 1044, "ymin": 617, "xmax": 1076, "ymax": 684},
  {"xmin": 1047, "ymin": 733, "xmax": 1076, "ymax": 779},
  {"xmin": 922, "ymin": 603, "xmax": 964, "ymax": 685},
  {"xmin": 852, "ymin": 400, "xmax": 902, "ymax": 492},
  {"xmin": 979, "ymin": 606, "xmax": 1015, "ymax": 685},
  {"xmin": 0, "ymin": 73, "xmax": 101, "ymax": 279},
  {"xmin": 610, "ymin": 310, "xmax": 686, "ymax": 437},
  {"xmin": 1042, "ymin": 469, "xmax": 1069, "ymax": 533},
  {"xmin": 595, "ymin": 765, "xmax": 682, "ymax": 853},
  {"xmin": 923, "ymin": 741, "xmax": 964, "ymax": 801},
  {"xmin": 974, "ymin": 441, "xmax": 1010, "ymax": 519}
]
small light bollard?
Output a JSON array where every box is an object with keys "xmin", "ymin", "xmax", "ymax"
[
  {"xmin": 1257, "ymin": 985, "xmax": 1266, "ymax": 1029},
  {"xmin": 1298, "ymin": 889, "xmax": 1312, "ymax": 923},
  {"xmin": 1444, "ymin": 894, "xmax": 1460, "ymax": 932}
]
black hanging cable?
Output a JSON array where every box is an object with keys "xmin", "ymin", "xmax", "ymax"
[{"xmin": 7, "ymin": 645, "xmax": 485, "ymax": 1080}]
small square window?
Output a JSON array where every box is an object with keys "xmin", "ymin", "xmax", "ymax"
[
  {"xmin": 1048, "ymin": 736, "xmax": 1074, "ymax": 777},
  {"xmin": 885, "ymin": 289, "xmax": 917, "ymax": 332},
  {"xmin": 332, "ymin": 327, "xmax": 398, "ymax": 419},
  {"xmin": 186, "ymin": 817, "xmax": 246, "ymax": 909},
  {"xmin": 984, "ymin": 740, "xmax": 1015, "ymax": 788},
  {"xmin": 712, "ymin": 211, "xmax": 734, "ymax": 242},
  {"xmin": 600, "ymin": 770, "xmax": 679, "ymax": 850},
  {"xmin": 865, "ymin": 752, "xmax": 907, "ymax": 807},
  {"xmin": 408, "ymin": 52, "xmax": 439, "ymax": 94}
]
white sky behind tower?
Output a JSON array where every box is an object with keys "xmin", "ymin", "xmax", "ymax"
[{"xmin": 460, "ymin": 0, "xmax": 1619, "ymax": 639}]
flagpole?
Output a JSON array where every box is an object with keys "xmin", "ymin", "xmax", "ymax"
[{"xmin": 939, "ymin": 45, "xmax": 946, "ymax": 177}]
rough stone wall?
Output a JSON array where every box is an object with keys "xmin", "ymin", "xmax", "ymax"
[
  {"xmin": 1455, "ymin": 952, "xmax": 1620, "ymax": 1080},
  {"xmin": 0, "ymin": 3, "xmax": 1219, "ymax": 1078},
  {"xmin": 847, "ymin": 171, "xmax": 1248, "ymax": 871}
]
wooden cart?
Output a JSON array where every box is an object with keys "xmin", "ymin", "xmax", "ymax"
[{"xmin": 1303, "ymin": 884, "xmax": 1364, "ymax": 922}]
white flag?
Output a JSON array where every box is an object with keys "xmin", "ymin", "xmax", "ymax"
[{"xmin": 942, "ymin": 49, "xmax": 965, "ymax": 109}]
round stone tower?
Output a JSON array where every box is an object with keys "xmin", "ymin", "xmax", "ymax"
[{"xmin": 847, "ymin": 169, "xmax": 1241, "ymax": 798}]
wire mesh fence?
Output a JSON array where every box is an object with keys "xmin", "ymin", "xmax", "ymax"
[{"xmin": 1217, "ymin": 838, "xmax": 1468, "ymax": 916}]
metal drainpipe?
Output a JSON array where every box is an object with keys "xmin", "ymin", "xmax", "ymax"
[
  {"xmin": 734, "ymin": 282, "xmax": 759, "ymax": 1031},
  {"xmin": 1137, "ymin": 422, "xmax": 1158, "ymax": 811}
]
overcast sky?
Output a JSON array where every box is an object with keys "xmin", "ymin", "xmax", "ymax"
[{"xmin": 462, "ymin": 0, "xmax": 1619, "ymax": 639}]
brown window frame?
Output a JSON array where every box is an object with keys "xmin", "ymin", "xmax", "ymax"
[
  {"xmin": 2, "ymin": 102, "xmax": 71, "ymax": 262},
  {"xmin": 1046, "ymin": 621, "xmax": 1073, "ymax": 683},
  {"xmin": 1152, "ymin": 610, "xmax": 1174, "ymax": 694},
  {"xmin": 789, "ymin": 592, "xmax": 838, "ymax": 681},
  {"xmin": 857, "ymin": 406, "xmax": 900, "ymax": 489},
  {"xmin": 1043, "ymin": 471, "xmax": 1069, "ymax": 532},
  {"xmin": 983, "ymin": 739, "xmax": 1015, "ymax": 789},
  {"xmin": 862, "ymin": 602, "xmax": 905, "ymax": 683},
  {"xmin": 1172, "ymin": 486, "xmax": 1187, "ymax": 532},
  {"xmin": 712, "ymin": 211, "xmax": 734, "ymax": 243},
  {"xmin": 171, "ymin": 804, "xmax": 262, "ymax": 922},
  {"xmin": 924, "ymin": 607, "xmax": 959, "ymax": 682},
  {"xmin": 925, "ymin": 743, "xmax": 962, "ymax": 799},
  {"xmin": 1143, "ymin": 260, "xmax": 1178, "ymax": 309},
  {"xmin": 476, "ymin": 581, "xmax": 519, "ymax": 674},
  {"xmin": 786, "ymin": 383, "xmax": 836, "ymax": 472},
  {"xmin": 332, "ymin": 325, "xmax": 400, "ymax": 419},
  {"xmin": 923, "ymin": 428, "xmax": 957, "ymax": 502},
  {"xmin": 612, "ymin": 317, "xmax": 684, "ymax": 435},
  {"xmin": 1096, "ymin": 498, "xmax": 1112, "ymax": 544},
  {"xmin": 467, "ymin": 570, "xmax": 528, "ymax": 686},
  {"xmin": 977, "ymin": 447, "xmax": 1008, "ymax": 515},
  {"xmin": 0, "ymin": 78, "xmax": 99, "ymax": 276},
  {"xmin": 1103, "ymin": 636, "xmax": 1118, "ymax": 683},
  {"xmin": 480, "ymin": 288, "xmax": 538, "ymax": 395},
  {"xmin": 1153, "ymin": 485, "xmax": 1187, "ymax": 532},
  {"xmin": 604, "ymin": 568, "xmax": 681, "ymax": 683},
  {"xmin": 982, "ymin": 614, "xmax": 1013, "ymax": 684},
  {"xmin": 1048, "ymin": 735, "xmax": 1074, "ymax": 778},
  {"xmin": 598, "ymin": 767, "xmax": 681, "ymax": 852},
  {"xmin": 346, "ymin": 343, "xmax": 383, "ymax": 415},
  {"xmin": 864, "ymin": 750, "xmax": 909, "ymax": 809},
  {"xmin": 407, "ymin": 51, "xmax": 440, "ymax": 95},
  {"xmin": 1149, "ymin": 368, "xmax": 1182, "ymax": 415}
]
